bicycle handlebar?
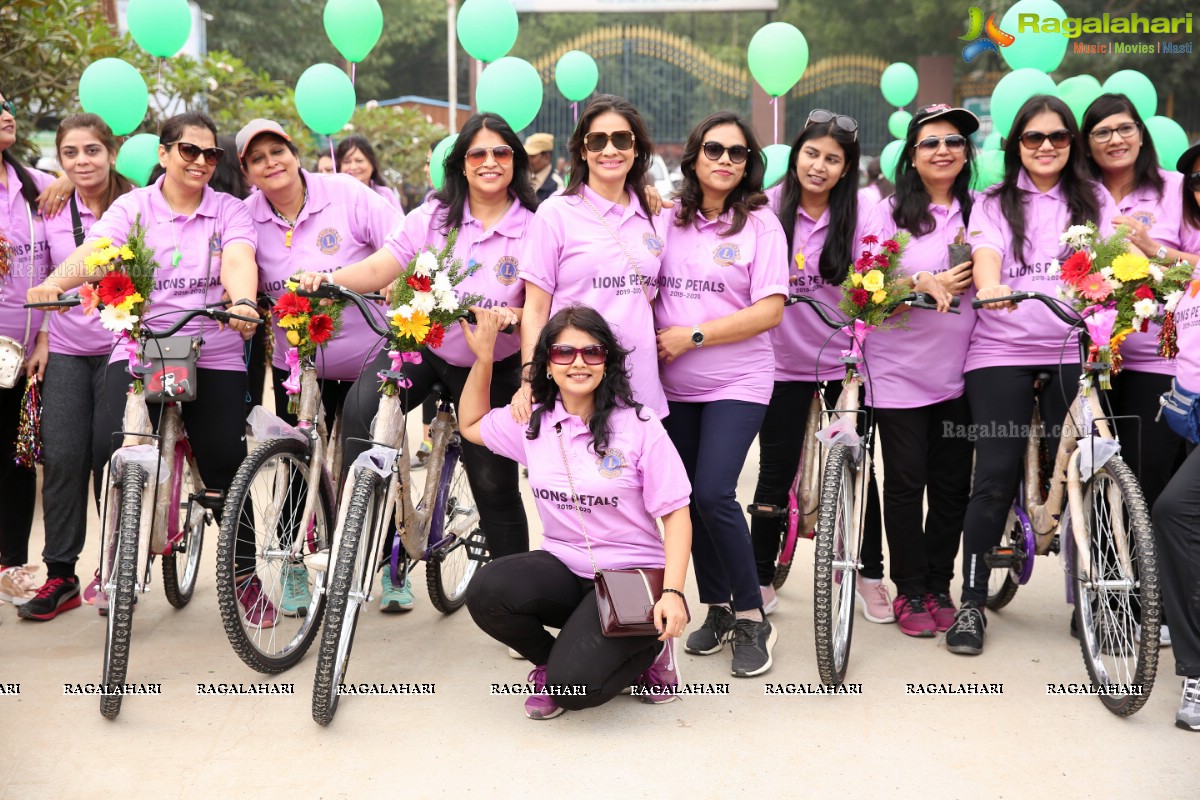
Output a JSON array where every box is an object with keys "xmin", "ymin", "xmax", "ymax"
[
  {"xmin": 25, "ymin": 296, "xmax": 261, "ymax": 337},
  {"xmin": 24, "ymin": 296, "xmax": 82, "ymax": 309},
  {"xmin": 785, "ymin": 292, "xmax": 960, "ymax": 329},
  {"xmin": 298, "ymin": 283, "xmax": 515, "ymax": 336},
  {"xmin": 971, "ymin": 291, "xmax": 1081, "ymax": 326}
]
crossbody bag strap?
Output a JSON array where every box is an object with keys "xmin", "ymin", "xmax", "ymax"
[
  {"xmin": 578, "ymin": 195, "xmax": 655, "ymax": 305},
  {"xmin": 554, "ymin": 422, "xmax": 600, "ymax": 576},
  {"xmin": 69, "ymin": 195, "xmax": 85, "ymax": 247}
]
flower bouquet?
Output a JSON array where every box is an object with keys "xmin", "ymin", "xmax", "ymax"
[
  {"xmin": 837, "ymin": 232, "xmax": 912, "ymax": 371},
  {"xmin": 273, "ymin": 282, "xmax": 344, "ymax": 414},
  {"xmin": 1053, "ymin": 222, "xmax": 1192, "ymax": 390}
]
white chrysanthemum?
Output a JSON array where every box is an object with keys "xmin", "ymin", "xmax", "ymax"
[
  {"xmin": 1109, "ymin": 277, "xmax": 1124, "ymax": 291},
  {"xmin": 411, "ymin": 291, "xmax": 436, "ymax": 314},
  {"xmin": 1055, "ymin": 284, "xmax": 1071, "ymax": 301},
  {"xmin": 432, "ymin": 270, "xmax": 454, "ymax": 294},
  {"xmin": 436, "ymin": 292, "xmax": 460, "ymax": 312},
  {"xmin": 414, "ymin": 250, "xmax": 438, "ymax": 277},
  {"xmin": 1148, "ymin": 264, "xmax": 1165, "ymax": 283},
  {"xmin": 1165, "ymin": 289, "xmax": 1184, "ymax": 313},
  {"xmin": 1133, "ymin": 298, "xmax": 1158, "ymax": 318},
  {"xmin": 1100, "ymin": 266, "xmax": 1113, "ymax": 278},
  {"xmin": 1061, "ymin": 225, "xmax": 1093, "ymax": 249},
  {"xmin": 100, "ymin": 305, "xmax": 138, "ymax": 333},
  {"xmin": 1046, "ymin": 259, "xmax": 1061, "ymax": 277},
  {"xmin": 392, "ymin": 304, "xmax": 415, "ymax": 320}
]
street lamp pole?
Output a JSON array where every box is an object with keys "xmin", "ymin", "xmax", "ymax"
[{"xmin": 447, "ymin": 0, "xmax": 457, "ymax": 134}]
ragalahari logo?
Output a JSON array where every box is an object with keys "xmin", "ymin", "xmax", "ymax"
[{"xmin": 961, "ymin": 6, "xmax": 1015, "ymax": 62}]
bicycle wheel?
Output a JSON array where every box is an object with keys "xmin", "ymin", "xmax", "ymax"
[
  {"xmin": 216, "ymin": 437, "xmax": 334, "ymax": 673},
  {"xmin": 163, "ymin": 442, "xmax": 204, "ymax": 608},
  {"xmin": 100, "ymin": 465, "xmax": 143, "ymax": 719},
  {"xmin": 1070, "ymin": 455, "xmax": 1159, "ymax": 716},
  {"xmin": 813, "ymin": 444, "xmax": 860, "ymax": 686},
  {"xmin": 986, "ymin": 508, "xmax": 1030, "ymax": 611},
  {"xmin": 312, "ymin": 469, "xmax": 382, "ymax": 725},
  {"xmin": 426, "ymin": 445, "xmax": 486, "ymax": 613}
]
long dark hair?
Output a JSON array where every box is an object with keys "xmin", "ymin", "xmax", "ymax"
[
  {"xmin": 55, "ymin": 113, "xmax": 133, "ymax": 216},
  {"xmin": 994, "ymin": 95, "xmax": 1099, "ymax": 264},
  {"xmin": 336, "ymin": 134, "xmax": 387, "ymax": 187},
  {"xmin": 777, "ymin": 118, "xmax": 861, "ymax": 284},
  {"xmin": 866, "ymin": 157, "xmax": 893, "ymax": 199},
  {"xmin": 563, "ymin": 94, "xmax": 655, "ymax": 219},
  {"xmin": 434, "ymin": 113, "xmax": 538, "ymax": 233},
  {"xmin": 0, "ymin": 90, "xmax": 41, "ymax": 211},
  {"xmin": 209, "ymin": 135, "xmax": 249, "ymax": 199},
  {"xmin": 675, "ymin": 111, "xmax": 766, "ymax": 237},
  {"xmin": 892, "ymin": 119, "xmax": 976, "ymax": 236},
  {"xmin": 1183, "ymin": 168, "xmax": 1200, "ymax": 230},
  {"xmin": 1080, "ymin": 92, "xmax": 1163, "ymax": 198},
  {"xmin": 526, "ymin": 305, "xmax": 644, "ymax": 456}
]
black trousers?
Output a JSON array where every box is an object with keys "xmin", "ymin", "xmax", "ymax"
[
  {"xmin": 0, "ymin": 377, "xmax": 37, "ymax": 568},
  {"xmin": 341, "ymin": 350, "xmax": 529, "ymax": 559},
  {"xmin": 269, "ymin": 365, "xmax": 355, "ymax": 432},
  {"xmin": 1105, "ymin": 368, "xmax": 1186, "ymax": 509},
  {"xmin": 1153, "ymin": 444, "xmax": 1200, "ymax": 677},
  {"xmin": 873, "ymin": 396, "xmax": 972, "ymax": 597},
  {"xmin": 467, "ymin": 549, "xmax": 659, "ymax": 710}
]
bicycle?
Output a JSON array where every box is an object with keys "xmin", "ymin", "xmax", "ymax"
[
  {"xmin": 975, "ymin": 291, "xmax": 1159, "ymax": 716},
  {"xmin": 297, "ymin": 284, "xmax": 490, "ymax": 725}
]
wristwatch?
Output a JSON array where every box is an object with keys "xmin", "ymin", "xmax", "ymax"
[
  {"xmin": 691, "ymin": 325, "xmax": 705, "ymax": 348},
  {"xmin": 1155, "ymin": 245, "xmax": 1169, "ymax": 261}
]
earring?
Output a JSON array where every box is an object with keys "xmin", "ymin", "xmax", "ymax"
[{"xmin": 546, "ymin": 370, "xmax": 552, "ymax": 379}]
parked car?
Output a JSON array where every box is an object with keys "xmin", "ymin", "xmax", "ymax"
[{"xmin": 648, "ymin": 154, "xmax": 680, "ymax": 199}]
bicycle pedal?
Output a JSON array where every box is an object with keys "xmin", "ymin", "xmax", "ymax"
[
  {"xmin": 192, "ymin": 488, "xmax": 226, "ymax": 512},
  {"xmin": 746, "ymin": 503, "xmax": 784, "ymax": 519},
  {"xmin": 983, "ymin": 546, "xmax": 1024, "ymax": 570},
  {"xmin": 464, "ymin": 534, "xmax": 490, "ymax": 563},
  {"xmin": 1048, "ymin": 534, "xmax": 1061, "ymax": 555}
]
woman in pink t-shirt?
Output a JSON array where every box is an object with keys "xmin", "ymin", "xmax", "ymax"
[
  {"xmin": 336, "ymin": 134, "xmax": 401, "ymax": 212},
  {"xmin": 459, "ymin": 305, "xmax": 692, "ymax": 720}
]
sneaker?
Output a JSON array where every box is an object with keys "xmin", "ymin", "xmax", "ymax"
[
  {"xmin": 855, "ymin": 576, "xmax": 895, "ymax": 623},
  {"xmin": 524, "ymin": 665, "xmax": 564, "ymax": 720},
  {"xmin": 925, "ymin": 592, "xmax": 957, "ymax": 633},
  {"xmin": 507, "ymin": 646, "xmax": 524, "ymax": 659},
  {"xmin": 684, "ymin": 605, "xmax": 735, "ymax": 655},
  {"xmin": 236, "ymin": 576, "xmax": 278, "ymax": 629},
  {"xmin": 410, "ymin": 440, "xmax": 432, "ymax": 470},
  {"xmin": 945, "ymin": 602, "xmax": 986, "ymax": 655},
  {"xmin": 17, "ymin": 577, "xmax": 81, "ymax": 621},
  {"xmin": 635, "ymin": 640, "xmax": 680, "ymax": 704},
  {"xmin": 761, "ymin": 585, "xmax": 779, "ymax": 616},
  {"xmin": 279, "ymin": 565, "xmax": 312, "ymax": 617},
  {"xmin": 894, "ymin": 594, "xmax": 936, "ymax": 638},
  {"xmin": 730, "ymin": 616, "xmax": 777, "ymax": 677},
  {"xmin": 379, "ymin": 569, "xmax": 414, "ymax": 612},
  {"xmin": 1177, "ymin": 677, "xmax": 1200, "ymax": 732},
  {"xmin": 0, "ymin": 565, "xmax": 38, "ymax": 606}
]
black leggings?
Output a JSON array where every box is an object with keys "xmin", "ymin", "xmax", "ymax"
[
  {"xmin": 1105, "ymin": 368, "xmax": 1186, "ymax": 509},
  {"xmin": 467, "ymin": 550, "xmax": 659, "ymax": 710},
  {"xmin": 0, "ymin": 378, "xmax": 37, "ymax": 568},
  {"xmin": 1152, "ymin": 444, "xmax": 1200, "ymax": 677}
]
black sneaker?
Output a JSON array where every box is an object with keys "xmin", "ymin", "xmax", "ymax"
[
  {"xmin": 17, "ymin": 576, "xmax": 82, "ymax": 621},
  {"xmin": 945, "ymin": 602, "xmax": 986, "ymax": 655},
  {"xmin": 730, "ymin": 617, "xmax": 777, "ymax": 677},
  {"xmin": 684, "ymin": 605, "xmax": 735, "ymax": 655}
]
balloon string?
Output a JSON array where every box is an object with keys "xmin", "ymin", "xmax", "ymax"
[
  {"xmin": 571, "ymin": 102, "xmax": 578, "ymax": 125},
  {"xmin": 351, "ymin": 63, "xmax": 356, "ymax": 85},
  {"xmin": 330, "ymin": 139, "xmax": 337, "ymax": 173},
  {"xmin": 771, "ymin": 97, "xmax": 778, "ymax": 145}
]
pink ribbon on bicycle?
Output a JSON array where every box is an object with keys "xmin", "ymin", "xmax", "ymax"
[
  {"xmin": 123, "ymin": 333, "xmax": 141, "ymax": 377},
  {"xmin": 1082, "ymin": 304, "xmax": 1117, "ymax": 346},
  {"xmin": 839, "ymin": 320, "xmax": 876, "ymax": 362},
  {"xmin": 282, "ymin": 347, "xmax": 302, "ymax": 396},
  {"xmin": 377, "ymin": 349, "xmax": 422, "ymax": 389}
]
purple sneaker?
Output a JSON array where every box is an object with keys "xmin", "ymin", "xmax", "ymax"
[
  {"xmin": 236, "ymin": 576, "xmax": 278, "ymax": 629},
  {"xmin": 925, "ymin": 592, "xmax": 957, "ymax": 633},
  {"xmin": 635, "ymin": 640, "xmax": 680, "ymax": 704},
  {"xmin": 893, "ymin": 595, "xmax": 936, "ymax": 638},
  {"xmin": 524, "ymin": 665, "xmax": 564, "ymax": 720}
]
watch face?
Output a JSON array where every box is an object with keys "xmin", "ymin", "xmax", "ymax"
[{"xmin": 691, "ymin": 331, "xmax": 704, "ymax": 344}]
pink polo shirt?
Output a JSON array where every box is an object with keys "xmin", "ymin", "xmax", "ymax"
[
  {"xmin": 372, "ymin": 183, "xmax": 401, "ymax": 212},
  {"xmin": 655, "ymin": 206, "xmax": 788, "ymax": 403},
  {"xmin": 766, "ymin": 185, "xmax": 883, "ymax": 382},
  {"xmin": 480, "ymin": 400, "xmax": 692, "ymax": 578},
  {"xmin": 1097, "ymin": 169, "xmax": 1184, "ymax": 375},
  {"xmin": 524, "ymin": 186, "xmax": 668, "ymax": 417},
  {"xmin": 865, "ymin": 195, "xmax": 979, "ymax": 408},
  {"xmin": 45, "ymin": 193, "xmax": 112, "ymax": 356},
  {"xmin": 382, "ymin": 196, "xmax": 531, "ymax": 367},
  {"xmin": 0, "ymin": 162, "xmax": 53, "ymax": 352},
  {"xmin": 89, "ymin": 176, "xmax": 258, "ymax": 371},
  {"xmin": 249, "ymin": 172, "xmax": 400, "ymax": 381},
  {"xmin": 967, "ymin": 171, "xmax": 1093, "ymax": 371}
]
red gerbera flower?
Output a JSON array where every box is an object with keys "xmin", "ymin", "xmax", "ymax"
[
  {"xmin": 308, "ymin": 313, "xmax": 334, "ymax": 344},
  {"xmin": 425, "ymin": 321, "xmax": 445, "ymax": 348},
  {"xmin": 850, "ymin": 288, "xmax": 869, "ymax": 308},
  {"xmin": 861, "ymin": 235, "xmax": 879, "ymax": 246},
  {"xmin": 1133, "ymin": 284, "xmax": 1155, "ymax": 301},
  {"xmin": 274, "ymin": 291, "xmax": 311, "ymax": 318},
  {"xmin": 1059, "ymin": 251, "xmax": 1092, "ymax": 285},
  {"xmin": 874, "ymin": 253, "xmax": 891, "ymax": 268},
  {"xmin": 407, "ymin": 275, "xmax": 433, "ymax": 293},
  {"xmin": 881, "ymin": 239, "xmax": 901, "ymax": 254},
  {"xmin": 97, "ymin": 271, "xmax": 135, "ymax": 307}
]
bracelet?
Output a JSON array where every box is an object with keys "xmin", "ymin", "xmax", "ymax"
[
  {"xmin": 912, "ymin": 271, "xmax": 932, "ymax": 285},
  {"xmin": 661, "ymin": 588, "xmax": 685, "ymax": 599}
]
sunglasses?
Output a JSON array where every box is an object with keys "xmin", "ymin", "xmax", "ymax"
[
  {"xmin": 805, "ymin": 109, "xmax": 858, "ymax": 141},
  {"xmin": 1018, "ymin": 129, "xmax": 1072, "ymax": 150},
  {"xmin": 583, "ymin": 130, "xmax": 635, "ymax": 152},
  {"xmin": 0, "ymin": 100, "xmax": 14, "ymax": 117},
  {"xmin": 465, "ymin": 145, "xmax": 514, "ymax": 167},
  {"xmin": 701, "ymin": 141, "xmax": 749, "ymax": 164},
  {"xmin": 1186, "ymin": 172, "xmax": 1200, "ymax": 193},
  {"xmin": 1089, "ymin": 122, "xmax": 1140, "ymax": 144},
  {"xmin": 915, "ymin": 134, "xmax": 968, "ymax": 153},
  {"xmin": 170, "ymin": 141, "xmax": 224, "ymax": 164},
  {"xmin": 548, "ymin": 343, "xmax": 608, "ymax": 365}
]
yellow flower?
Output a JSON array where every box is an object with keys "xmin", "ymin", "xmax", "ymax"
[
  {"xmin": 1111, "ymin": 253, "xmax": 1149, "ymax": 282},
  {"xmin": 392, "ymin": 309, "xmax": 430, "ymax": 342},
  {"xmin": 286, "ymin": 329, "xmax": 301, "ymax": 346},
  {"xmin": 97, "ymin": 246, "xmax": 121, "ymax": 264},
  {"xmin": 84, "ymin": 251, "xmax": 111, "ymax": 271},
  {"xmin": 872, "ymin": 289, "xmax": 888, "ymax": 304},
  {"xmin": 862, "ymin": 269, "xmax": 885, "ymax": 293},
  {"xmin": 92, "ymin": 237, "xmax": 113, "ymax": 250},
  {"xmin": 278, "ymin": 314, "xmax": 303, "ymax": 329},
  {"xmin": 115, "ymin": 292, "xmax": 143, "ymax": 311},
  {"xmin": 118, "ymin": 245, "xmax": 135, "ymax": 261},
  {"xmin": 850, "ymin": 273, "xmax": 863, "ymax": 287}
]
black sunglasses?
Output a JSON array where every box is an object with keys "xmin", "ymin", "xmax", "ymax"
[
  {"xmin": 915, "ymin": 134, "xmax": 968, "ymax": 153},
  {"xmin": 548, "ymin": 344, "xmax": 608, "ymax": 365},
  {"xmin": 169, "ymin": 141, "xmax": 224, "ymax": 165},
  {"xmin": 805, "ymin": 109, "xmax": 858, "ymax": 141},
  {"xmin": 465, "ymin": 145, "xmax": 514, "ymax": 167},
  {"xmin": 1018, "ymin": 129, "xmax": 1072, "ymax": 150},
  {"xmin": 1186, "ymin": 172, "xmax": 1200, "ymax": 193},
  {"xmin": 701, "ymin": 141, "xmax": 749, "ymax": 164},
  {"xmin": 583, "ymin": 131, "xmax": 635, "ymax": 152},
  {"xmin": 0, "ymin": 100, "xmax": 14, "ymax": 117}
]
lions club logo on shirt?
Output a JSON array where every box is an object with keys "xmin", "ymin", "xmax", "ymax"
[
  {"xmin": 1129, "ymin": 209, "xmax": 1156, "ymax": 229},
  {"xmin": 317, "ymin": 227, "xmax": 342, "ymax": 256},
  {"xmin": 596, "ymin": 448, "xmax": 627, "ymax": 479},
  {"xmin": 713, "ymin": 242, "xmax": 741, "ymax": 267},
  {"xmin": 494, "ymin": 255, "xmax": 519, "ymax": 286},
  {"xmin": 642, "ymin": 232, "xmax": 664, "ymax": 257}
]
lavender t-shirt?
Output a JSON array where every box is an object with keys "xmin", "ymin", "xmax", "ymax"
[
  {"xmin": 0, "ymin": 162, "xmax": 53, "ymax": 351},
  {"xmin": 45, "ymin": 193, "xmax": 110, "ymax": 356}
]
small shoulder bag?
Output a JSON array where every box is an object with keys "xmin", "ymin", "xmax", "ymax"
[{"xmin": 0, "ymin": 200, "xmax": 36, "ymax": 389}]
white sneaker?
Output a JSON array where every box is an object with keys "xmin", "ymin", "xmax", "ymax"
[
  {"xmin": 0, "ymin": 565, "xmax": 39, "ymax": 606},
  {"xmin": 507, "ymin": 646, "xmax": 524, "ymax": 659},
  {"xmin": 761, "ymin": 584, "xmax": 779, "ymax": 615},
  {"xmin": 855, "ymin": 576, "xmax": 895, "ymax": 623},
  {"xmin": 1135, "ymin": 622, "xmax": 1172, "ymax": 647}
]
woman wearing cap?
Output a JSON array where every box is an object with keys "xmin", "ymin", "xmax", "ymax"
[
  {"xmin": 1151, "ymin": 143, "xmax": 1200, "ymax": 732},
  {"xmin": 948, "ymin": 94, "xmax": 1100, "ymax": 656},
  {"xmin": 867, "ymin": 104, "xmax": 978, "ymax": 638},
  {"xmin": 654, "ymin": 111, "xmax": 787, "ymax": 677},
  {"xmin": 336, "ymin": 134, "xmax": 401, "ymax": 212}
]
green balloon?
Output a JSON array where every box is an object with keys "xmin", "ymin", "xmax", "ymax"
[
  {"xmin": 429, "ymin": 134, "xmax": 458, "ymax": 191},
  {"xmin": 1058, "ymin": 74, "xmax": 1102, "ymax": 125},
  {"xmin": 126, "ymin": 0, "xmax": 191, "ymax": 58},
  {"xmin": 761, "ymin": 144, "xmax": 791, "ymax": 189},
  {"xmin": 879, "ymin": 140, "xmax": 904, "ymax": 183},
  {"xmin": 989, "ymin": 68, "xmax": 1056, "ymax": 139},
  {"xmin": 880, "ymin": 63, "xmax": 918, "ymax": 108},
  {"xmin": 476, "ymin": 57, "xmax": 543, "ymax": 133},
  {"xmin": 971, "ymin": 150, "xmax": 1006, "ymax": 191},
  {"xmin": 983, "ymin": 131, "xmax": 1002, "ymax": 151},
  {"xmin": 999, "ymin": 0, "xmax": 1068, "ymax": 73},
  {"xmin": 78, "ymin": 58, "xmax": 148, "ymax": 137},
  {"xmin": 115, "ymin": 133, "xmax": 161, "ymax": 188},
  {"xmin": 554, "ymin": 51, "xmax": 599, "ymax": 103},
  {"xmin": 457, "ymin": 0, "xmax": 518, "ymax": 63},
  {"xmin": 1145, "ymin": 116, "xmax": 1188, "ymax": 171},
  {"xmin": 295, "ymin": 63, "xmax": 357, "ymax": 136},
  {"xmin": 747, "ymin": 23, "xmax": 809, "ymax": 97},
  {"xmin": 323, "ymin": 0, "xmax": 384, "ymax": 63},
  {"xmin": 1102, "ymin": 70, "xmax": 1157, "ymax": 120},
  {"xmin": 888, "ymin": 110, "xmax": 913, "ymax": 140}
]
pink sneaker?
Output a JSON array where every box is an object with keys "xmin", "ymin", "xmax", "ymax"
[
  {"xmin": 524, "ymin": 665, "xmax": 564, "ymax": 720},
  {"xmin": 855, "ymin": 576, "xmax": 895, "ymax": 623},
  {"xmin": 893, "ymin": 595, "xmax": 936, "ymax": 637},
  {"xmin": 925, "ymin": 592, "xmax": 957, "ymax": 633},
  {"xmin": 0, "ymin": 564, "xmax": 39, "ymax": 606},
  {"xmin": 635, "ymin": 640, "xmax": 680, "ymax": 704},
  {"xmin": 760, "ymin": 585, "xmax": 779, "ymax": 615},
  {"xmin": 236, "ymin": 576, "xmax": 278, "ymax": 629}
]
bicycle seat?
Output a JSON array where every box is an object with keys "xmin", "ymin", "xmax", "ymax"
[{"xmin": 1033, "ymin": 371, "xmax": 1054, "ymax": 386}]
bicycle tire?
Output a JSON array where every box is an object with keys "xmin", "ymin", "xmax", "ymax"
[
  {"xmin": 162, "ymin": 443, "xmax": 204, "ymax": 608},
  {"xmin": 985, "ymin": 510, "xmax": 1024, "ymax": 611},
  {"xmin": 1070, "ymin": 455, "xmax": 1159, "ymax": 716},
  {"xmin": 772, "ymin": 561, "xmax": 792, "ymax": 590},
  {"xmin": 216, "ymin": 437, "xmax": 334, "ymax": 674},
  {"xmin": 312, "ymin": 469, "xmax": 382, "ymax": 725},
  {"xmin": 100, "ymin": 465, "xmax": 143, "ymax": 719},
  {"xmin": 426, "ymin": 446, "xmax": 486, "ymax": 613},
  {"xmin": 813, "ymin": 444, "xmax": 859, "ymax": 687}
]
